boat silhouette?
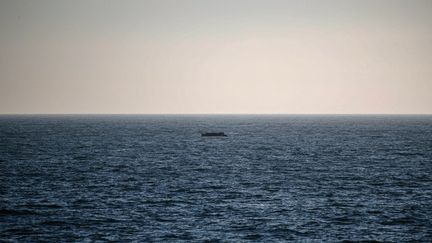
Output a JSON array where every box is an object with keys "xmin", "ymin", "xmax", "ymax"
[{"xmin": 201, "ymin": 132, "xmax": 227, "ymax": 137}]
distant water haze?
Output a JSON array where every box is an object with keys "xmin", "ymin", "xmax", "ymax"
[{"xmin": 1, "ymin": 0, "xmax": 431, "ymax": 114}]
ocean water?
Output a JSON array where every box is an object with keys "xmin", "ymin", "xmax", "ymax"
[{"xmin": 1, "ymin": 115, "xmax": 431, "ymax": 242}]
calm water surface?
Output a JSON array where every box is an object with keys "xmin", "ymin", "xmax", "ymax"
[{"xmin": 1, "ymin": 115, "xmax": 431, "ymax": 242}]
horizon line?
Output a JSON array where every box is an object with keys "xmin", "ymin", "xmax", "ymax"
[{"xmin": 1, "ymin": 113, "xmax": 432, "ymax": 116}]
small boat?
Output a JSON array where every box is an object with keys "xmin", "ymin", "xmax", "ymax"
[{"xmin": 201, "ymin": 132, "xmax": 227, "ymax": 137}]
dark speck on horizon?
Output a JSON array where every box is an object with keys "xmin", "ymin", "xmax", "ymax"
[{"xmin": 1, "ymin": 115, "xmax": 432, "ymax": 242}]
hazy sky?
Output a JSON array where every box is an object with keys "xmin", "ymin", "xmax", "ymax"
[{"xmin": 1, "ymin": 0, "xmax": 431, "ymax": 114}]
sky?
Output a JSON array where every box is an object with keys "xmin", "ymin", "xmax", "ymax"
[{"xmin": 1, "ymin": 0, "xmax": 431, "ymax": 114}]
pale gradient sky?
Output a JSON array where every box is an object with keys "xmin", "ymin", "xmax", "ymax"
[{"xmin": 1, "ymin": 0, "xmax": 431, "ymax": 114}]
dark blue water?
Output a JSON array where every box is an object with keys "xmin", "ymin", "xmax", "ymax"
[{"xmin": 1, "ymin": 115, "xmax": 431, "ymax": 242}]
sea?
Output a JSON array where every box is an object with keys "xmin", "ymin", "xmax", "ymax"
[{"xmin": 1, "ymin": 115, "xmax": 431, "ymax": 242}]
